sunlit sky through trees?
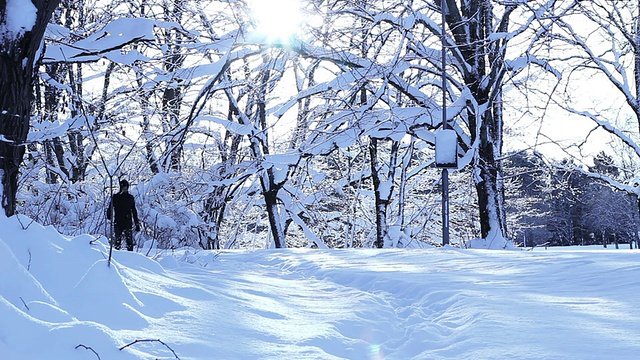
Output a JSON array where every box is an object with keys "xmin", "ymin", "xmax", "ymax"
[{"xmin": 248, "ymin": 0, "xmax": 304, "ymax": 45}]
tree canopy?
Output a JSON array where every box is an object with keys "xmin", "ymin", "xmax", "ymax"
[{"xmin": 1, "ymin": 0, "xmax": 638, "ymax": 250}]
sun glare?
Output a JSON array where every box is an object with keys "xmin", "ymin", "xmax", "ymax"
[{"xmin": 248, "ymin": 0, "xmax": 302, "ymax": 45}]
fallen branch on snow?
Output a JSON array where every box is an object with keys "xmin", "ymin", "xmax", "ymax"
[
  {"xmin": 119, "ymin": 339, "xmax": 180, "ymax": 359},
  {"xmin": 75, "ymin": 344, "xmax": 101, "ymax": 359}
]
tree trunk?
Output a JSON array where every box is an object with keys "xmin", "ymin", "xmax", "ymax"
[
  {"xmin": 44, "ymin": 140, "xmax": 57, "ymax": 184},
  {"xmin": 202, "ymin": 103, "xmax": 243, "ymax": 249},
  {"xmin": 250, "ymin": 59, "xmax": 287, "ymax": 248},
  {"xmin": 162, "ymin": 84, "xmax": 184, "ymax": 171},
  {"xmin": 254, "ymin": 105, "xmax": 286, "ymax": 248},
  {"xmin": 136, "ymin": 71, "xmax": 160, "ymax": 174},
  {"xmin": 634, "ymin": 4, "xmax": 640, "ymax": 228},
  {"xmin": 203, "ymin": 195, "xmax": 226, "ymax": 250},
  {"xmin": 475, "ymin": 105, "xmax": 507, "ymax": 241},
  {"xmin": 369, "ymin": 137, "xmax": 399, "ymax": 248},
  {"xmin": 369, "ymin": 138, "xmax": 387, "ymax": 248},
  {"xmin": 262, "ymin": 185, "xmax": 285, "ymax": 248},
  {"xmin": 67, "ymin": 62, "xmax": 87, "ymax": 182},
  {"xmin": 635, "ymin": 2, "xmax": 640, "ymax": 134},
  {"xmin": 0, "ymin": 0, "xmax": 61, "ymax": 216},
  {"xmin": 0, "ymin": 49, "xmax": 33, "ymax": 214},
  {"xmin": 445, "ymin": 0, "xmax": 509, "ymax": 243},
  {"xmin": 160, "ymin": 0, "xmax": 186, "ymax": 172},
  {"xmin": 397, "ymin": 138, "xmax": 414, "ymax": 229}
]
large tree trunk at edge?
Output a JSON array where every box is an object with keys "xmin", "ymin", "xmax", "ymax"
[{"xmin": 0, "ymin": 0, "xmax": 61, "ymax": 216}]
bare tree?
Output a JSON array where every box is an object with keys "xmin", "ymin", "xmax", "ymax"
[
  {"xmin": 548, "ymin": 1, "xmax": 640, "ymax": 220},
  {"xmin": 285, "ymin": 1, "xmax": 564, "ymax": 247}
]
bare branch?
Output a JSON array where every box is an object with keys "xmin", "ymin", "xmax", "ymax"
[
  {"xmin": 75, "ymin": 344, "xmax": 101, "ymax": 360},
  {"xmin": 119, "ymin": 339, "xmax": 180, "ymax": 359}
]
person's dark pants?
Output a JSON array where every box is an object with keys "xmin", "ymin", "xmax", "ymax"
[{"xmin": 114, "ymin": 226, "xmax": 135, "ymax": 251}]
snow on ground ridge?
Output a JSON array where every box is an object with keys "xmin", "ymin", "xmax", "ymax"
[{"xmin": 1, "ymin": 214, "xmax": 640, "ymax": 359}]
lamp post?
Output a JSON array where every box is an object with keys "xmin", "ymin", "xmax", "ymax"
[{"xmin": 435, "ymin": 0, "xmax": 456, "ymax": 246}]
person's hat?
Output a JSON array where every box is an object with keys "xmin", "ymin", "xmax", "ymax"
[{"xmin": 119, "ymin": 179, "xmax": 129, "ymax": 187}]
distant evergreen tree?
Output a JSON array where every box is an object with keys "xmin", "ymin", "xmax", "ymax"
[
  {"xmin": 582, "ymin": 152, "xmax": 639, "ymax": 247},
  {"xmin": 503, "ymin": 151, "xmax": 551, "ymax": 247},
  {"xmin": 540, "ymin": 153, "xmax": 639, "ymax": 247},
  {"xmin": 546, "ymin": 166, "xmax": 590, "ymax": 246}
]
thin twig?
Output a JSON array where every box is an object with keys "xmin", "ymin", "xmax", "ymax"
[
  {"xmin": 75, "ymin": 344, "xmax": 101, "ymax": 360},
  {"xmin": 19, "ymin": 297, "xmax": 29, "ymax": 311},
  {"xmin": 15, "ymin": 213, "xmax": 37, "ymax": 231},
  {"xmin": 119, "ymin": 339, "xmax": 180, "ymax": 359}
]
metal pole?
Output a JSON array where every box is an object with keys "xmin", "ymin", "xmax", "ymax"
[
  {"xmin": 442, "ymin": 168, "xmax": 450, "ymax": 245},
  {"xmin": 441, "ymin": 0, "xmax": 450, "ymax": 246},
  {"xmin": 107, "ymin": 176, "xmax": 114, "ymax": 267}
]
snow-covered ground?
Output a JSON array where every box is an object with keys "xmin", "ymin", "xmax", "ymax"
[{"xmin": 1, "ymin": 214, "xmax": 639, "ymax": 359}]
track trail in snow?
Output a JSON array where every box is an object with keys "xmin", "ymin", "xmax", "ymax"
[
  {"xmin": 3, "ymin": 216, "xmax": 640, "ymax": 359},
  {"xmin": 115, "ymin": 248, "xmax": 640, "ymax": 359}
]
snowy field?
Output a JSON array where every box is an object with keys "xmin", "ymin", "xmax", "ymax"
[{"xmin": 1, "ymin": 214, "xmax": 639, "ymax": 360}]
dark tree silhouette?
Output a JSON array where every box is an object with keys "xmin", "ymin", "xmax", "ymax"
[{"xmin": 0, "ymin": 0, "xmax": 61, "ymax": 216}]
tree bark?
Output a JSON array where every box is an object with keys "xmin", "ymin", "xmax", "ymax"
[
  {"xmin": 202, "ymin": 103, "xmax": 243, "ymax": 249},
  {"xmin": 369, "ymin": 137, "xmax": 399, "ymax": 248},
  {"xmin": 445, "ymin": 0, "xmax": 509, "ymax": 241},
  {"xmin": 369, "ymin": 138, "xmax": 387, "ymax": 248},
  {"xmin": 246, "ymin": 57, "xmax": 287, "ymax": 248},
  {"xmin": 160, "ymin": 0, "xmax": 186, "ymax": 172},
  {"xmin": 0, "ymin": 0, "xmax": 61, "ymax": 216},
  {"xmin": 474, "ymin": 96, "xmax": 507, "ymax": 240}
]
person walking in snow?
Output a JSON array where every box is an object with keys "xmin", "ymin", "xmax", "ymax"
[{"xmin": 107, "ymin": 179, "xmax": 141, "ymax": 251}]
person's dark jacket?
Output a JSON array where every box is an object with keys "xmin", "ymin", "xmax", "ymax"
[{"xmin": 107, "ymin": 192, "xmax": 140, "ymax": 230}]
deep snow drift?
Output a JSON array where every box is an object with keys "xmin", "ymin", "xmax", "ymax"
[{"xmin": 1, "ymin": 214, "xmax": 639, "ymax": 359}]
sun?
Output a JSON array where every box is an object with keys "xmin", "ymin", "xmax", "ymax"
[{"xmin": 248, "ymin": 0, "xmax": 303, "ymax": 45}]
